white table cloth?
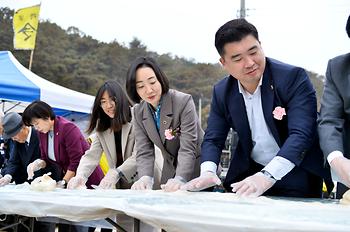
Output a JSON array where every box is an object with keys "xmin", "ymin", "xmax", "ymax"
[{"xmin": 0, "ymin": 184, "xmax": 349, "ymax": 232}]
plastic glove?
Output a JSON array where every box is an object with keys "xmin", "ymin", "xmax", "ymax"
[
  {"xmin": 67, "ymin": 176, "xmax": 88, "ymax": 189},
  {"xmin": 98, "ymin": 169, "xmax": 121, "ymax": 189},
  {"xmin": 161, "ymin": 176, "xmax": 186, "ymax": 192},
  {"xmin": 27, "ymin": 159, "xmax": 45, "ymax": 180},
  {"xmin": 330, "ymin": 156, "xmax": 350, "ymax": 187},
  {"xmin": 231, "ymin": 172, "xmax": 276, "ymax": 197},
  {"xmin": 0, "ymin": 174, "xmax": 12, "ymax": 187},
  {"xmin": 56, "ymin": 180, "xmax": 68, "ymax": 189},
  {"xmin": 180, "ymin": 171, "xmax": 221, "ymax": 191},
  {"xmin": 131, "ymin": 176, "xmax": 154, "ymax": 190}
]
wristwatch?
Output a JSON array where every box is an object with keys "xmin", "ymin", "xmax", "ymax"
[{"xmin": 260, "ymin": 170, "xmax": 276, "ymax": 181}]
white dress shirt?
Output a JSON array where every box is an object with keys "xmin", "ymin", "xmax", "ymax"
[
  {"xmin": 48, "ymin": 130, "xmax": 56, "ymax": 161},
  {"xmin": 26, "ymin": 126, "xmax": 32, "ymax": 144}
]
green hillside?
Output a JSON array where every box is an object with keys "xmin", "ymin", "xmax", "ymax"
[{"xmin": 0, "ymin": 7, "xmax": 325, "ymax": 128}]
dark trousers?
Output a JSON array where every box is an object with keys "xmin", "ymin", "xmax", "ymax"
[{"xmin": 226, "ymin": 159, "xmax": 323, "ymax": 198}]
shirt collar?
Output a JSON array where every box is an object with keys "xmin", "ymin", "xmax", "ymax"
[
  {"xmin": 238, "ymin": 76, "xmax": 263, "ymax": 96},
  {"xmin": 26, "ymin": 126, "xmax": 32, "ymax": 144},
  {"xmin": 148, "ymin": 96, "xmax": 163, "ymax": 112}
]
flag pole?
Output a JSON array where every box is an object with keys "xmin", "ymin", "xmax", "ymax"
[{"xmin": 28, "ymin": 50, "xmax": 34, "ymax": 70}]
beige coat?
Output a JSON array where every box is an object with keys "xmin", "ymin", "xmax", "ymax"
[
  {"xmin": 133, "ymin": 89, "xmax": 203, "ymax": 189},
  {"xmin": 76, "ymin": 122, "xmax": 137, "ymax": 188}
]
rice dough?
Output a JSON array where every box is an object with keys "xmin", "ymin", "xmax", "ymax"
[{"xmin": 30, "ymin": 173, "xmax": 57, "ymax": 191}]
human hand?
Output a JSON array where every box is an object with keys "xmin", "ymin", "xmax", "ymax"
[
  {"xmin": 27, "ymin": 159, "xmax": 45, "ymax": 180},
  {"xmin": 330, "ymin": 156, "xmax": 350, "ymax": 187},
  {"xmin": 231, "ymin": 172, "xmax": 276, "ymax": 197},
  {"xmin": 0, "ymin": 174, "xmax": 12, "ymax": 187},
  {"xmin": 161, "ymin": 176, "xmax": 186, "ymax": 192},
  {"xmin": 98, "ymin": 169, "xmax": 121, "ymax": 189},
  {"xmin": 67, "ymin": 176, "xmax": 87, "ymax": 189},
  {"xmin": 180, "ymin": 171, "xmax": 221, "ymax": 191},
  {"xmin": 131, "ymin": 176, "xmax": 153, "ymax": 190}
]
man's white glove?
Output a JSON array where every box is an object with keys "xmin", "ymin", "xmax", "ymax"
[
  {"xmin": 231, "ymin": 172, "xmax": 276, "ymax": 197},
  {"xmin": 131, "ymin": 176, "xmax": 153, "ymax": 190},
  {"xmin": 330, "ymin": 156, "xmax": 350, "ymax": 187},
  {"xmin": 0, "ymin": 174, "xmax": 12, "ymax": 187},
  {"xmin": 180, "ymin": 171, "xmax": 221, "ymax": 191},
  {"xmin": 98, "ymin": 169, "xmax": 121, "ymax": 189},
  {"xmin": 27, "ymin": 159, "xmax": 45, "ymax": 180},
  {"xmin": 67, "ymin": 176, "xmax": 87, "ymax": 189},
  {"xmin": 161, "ymin": 176, "xmax": 186, "ymax": 192}
]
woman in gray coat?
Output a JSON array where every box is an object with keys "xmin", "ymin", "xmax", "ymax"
[{"xmin": 126, "ymin": 56, "xmax": 203, "ymax": 191}]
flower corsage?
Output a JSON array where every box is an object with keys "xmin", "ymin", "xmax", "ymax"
[
  {"xmin": 164, "ymin": 127, "xmax": 181, "ymax": 140},
  {"xmin": 272, "ymin": 106, "xmax": 286, "ymax": 120}
]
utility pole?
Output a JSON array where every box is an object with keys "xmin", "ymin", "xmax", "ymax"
[{"xmin": 240, "ymin": 0, "xmax": 246, "ymax": 18}]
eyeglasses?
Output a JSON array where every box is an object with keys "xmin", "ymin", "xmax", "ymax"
[{"xmin": 100, "ymin": 97, "xmax": 116, "ymax": 108}]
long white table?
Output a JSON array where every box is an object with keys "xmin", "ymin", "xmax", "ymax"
[{"xmin": 0, "ymin": 184, "xmax": 350, "ymax": 232}]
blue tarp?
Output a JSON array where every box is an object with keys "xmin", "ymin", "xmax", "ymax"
[
  {"xmin": 0, "ymin": 51, "xmax": 94, "ymax": 116},
  {"xmin": 0, "ymin": 51, "xmax": 40, "ymax": 103}
]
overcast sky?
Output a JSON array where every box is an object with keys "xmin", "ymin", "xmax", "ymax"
[{"xmin": 1, "ymin": 0, "xmax": 349, "ymax": 75}]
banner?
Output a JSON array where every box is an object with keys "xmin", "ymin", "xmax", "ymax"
[{"xmin": 13, "ymin": 4, "xmax": 41, "ymax": 50}]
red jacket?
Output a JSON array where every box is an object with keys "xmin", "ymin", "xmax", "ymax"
[{"xmin": 38, "ymin": 116, "xmax": 103, "ymax": 188}]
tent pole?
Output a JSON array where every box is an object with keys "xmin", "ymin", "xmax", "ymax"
[{"xmin": 28, "ymin": 50, "xmax": 34, "ymax": 70}]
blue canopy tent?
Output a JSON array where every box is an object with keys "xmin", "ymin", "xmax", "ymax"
[{"xmin": 0, "ymin": 51, "xmax": 94, "ymax": 121}]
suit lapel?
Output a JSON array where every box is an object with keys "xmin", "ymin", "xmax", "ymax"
[
  {"xmin": 121, "ymin": 122, "xmax": 131, "ymax": 159},
  {"xmin": 103, "ymin": 129, "xmax": 117, "ymax": 166},
  {"xmin": 53, "ymin": 120, "xmax": 60, "ymax": 162},
  {"xmin": 25, "ymin": 128, "xmax": 36, "ymax": 162},
  {"xmin": 227, "ymin": 79, "xmax": 252, "ymax": 149},
  {"xmin": 261, "ymin": 66, "xmax": 281, "ymax": 145},
  {"xmin": 159, "ymin": 92, "xmax": 173, "ymax": 144},
  {"xmin": 141, "ymin": 103, "xmax": 163, "ymax": 149}
]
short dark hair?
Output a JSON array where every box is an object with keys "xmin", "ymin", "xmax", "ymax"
[
  {"xmin": 22, "ymin": 100, "xmax": 56, "ymax": 126},
  {"xmin": 346, "ymin": 15, "xmax": 350, "ymax": 38},
  {"xmin": 126, "ymin": 56, "xmax": 169, "ymax": 103},
  {"xmin": 215, "ymin": 18, "xmax": 259, "ymax": 56},
  {"xmin": 87, "ymin": 80, "xmax": 132, "ymax": 134}
]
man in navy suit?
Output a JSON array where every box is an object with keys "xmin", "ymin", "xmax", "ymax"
[
  {"xmin": 0, "ymin": 112, "xmax": 43, "ymax": 186},
  {"xmin": 182, "ymin": 18, "xmax": 331, "ymax": 198}
]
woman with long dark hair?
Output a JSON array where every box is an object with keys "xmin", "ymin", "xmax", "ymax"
[{"xmin": 68, "ymin": 80, "xmax": 137, "ymax": 190}]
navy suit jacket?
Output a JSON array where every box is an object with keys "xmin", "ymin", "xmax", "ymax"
[
  {"xmin": 202, "ymin": 58, "xmax": 331, "ymax": 190},
  {"xmin": 2, "ymin": 127, "xmax": 42, "ymax": 184}
]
